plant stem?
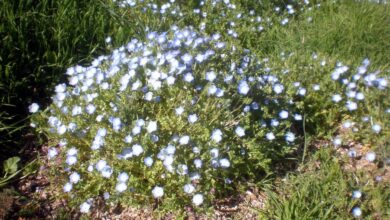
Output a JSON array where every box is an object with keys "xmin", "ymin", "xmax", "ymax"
[{"xmin": 302, "ymin": 113, "xmax": 308, "ymax": 164}]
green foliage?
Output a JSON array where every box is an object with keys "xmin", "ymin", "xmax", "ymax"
[
  {"xmin": 262, "ymin": 146, "xmax": 390, "ymax": 220},
  {"xmin": 3, "ymin": 157, "xmax": 20, "ymax": 175},
  {"xmin": 251, "ymin": 0, "xmax": 390, "ymax": 66},
  {"xmin": 0, "ymin": 0, "xmax": 137, "ymax": 160},
  {"xmin": 0, "ymin": 156, "xmax": 37, "ymax": 188},
  {"xmin": 261, "ymin": 149, "xmax": 353, "ymax": 219},
  {"xmin": 0, "ymin": 157, "xmax": 20, "ymax": 187}
]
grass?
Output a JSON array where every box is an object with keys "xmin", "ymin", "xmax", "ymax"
[
  {"xmin": 251, "ymin": 0, "xmax": 390, "ymax": 149},
  {"xmin": 261, "ymin": 148, "xmax": 352, "ymax": 219},
  {"xmin": 0, "ymin": 0, "xmax": 139, "ymax": 162},
  {"xmin": 253, "ymin": 2, "xmax": 390, "ymax": 218},
  {"xmin": 251, "ymin": 0, "xmax": 390, "ymax": 67},
  {"xmin": 0, "ymin": 0, "xmax": 389, "ymax": 218},
  {"xmin": 262, "ymin": 147, "xmax": 390, "ymax": 219},
  {"xmin": 0, "ymin": 0, "xmax": 201, "ymax": 162}
]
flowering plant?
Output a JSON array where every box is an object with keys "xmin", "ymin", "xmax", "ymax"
[{"xmin": 31, "ymin": 25, "xmax": 305, "ymax": 212}]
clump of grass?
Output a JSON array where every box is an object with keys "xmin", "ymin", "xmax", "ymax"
[
  {"xmin": 251, "ymin": 0, "xmax": 390, "ymax": 67},
  {"xmin": 262, "ymin": 148, "xmax": 353, "ymax": 219},
  {"xmin": 0, "ymin": 0, "xmax": 141, "ymax": 160},
  {"xmin": 262, "ymin": 145, "xmax": 390, "ymax": 219},
  {"xmin": 256, "ymin": 9, "xmax": 390, "ymax": 214}
]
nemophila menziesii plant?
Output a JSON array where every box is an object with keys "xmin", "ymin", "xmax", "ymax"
[
  {"xmin": 114, "ymin": 0, "xmax": 315, "ymax": 42},
  {"xmin": 29, "ymin": 34, "xmax": 390, "ymax": 216},
  {"xmin": 30, "ymin": 26, "xmax": 304, "ymax": 213},
  {"xmin": 29, "ymin": 32, "xmax": 390, "ymax": 215}
]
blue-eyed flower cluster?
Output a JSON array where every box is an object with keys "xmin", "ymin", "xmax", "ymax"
[
  {"xmin": 115, "ymin": 0, "xmax": 314, "ymax": 41},
  {"xmin": 32, "ymin": 25, "xmax": 306, "ymax": 211}
]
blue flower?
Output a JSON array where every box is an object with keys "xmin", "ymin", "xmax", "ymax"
[
  {"xmin": 118, "ymin": 172, "xmax": 129, "ymax": 182},
  {"xmin": 152, "ymin": 186, "xmax": 164, "ymax": 198},
  {"xmin": 115, "ymin": 182, "xmax": 127, "ymax": 193},
  {"xmin": 188, "ymin": 114, "xmax": 198, "ymax": 123},
  {"xmin": 235, "ymin": 126, "xmax": 245, "ymax": 137},
  {"xmin": 144, "ymin": 157, "xmax": 154, "ymax": 167},
  {"xmin": 238, "ymin": 80, "xmax": 250, "ymax": 95},
  {"xmin": 28, "ymin": 103, "xmax": 40, "ymax": 113},
  {"xmin": 352, "ymin": 190, "xmax": 362, "ymax": 199},
  {"xmin": 266, "ymin": 132, "xmax": 275, "ymax": 141},
  {"xmin": 352, "ymin": 207, "xmax": 362, "ymax": 217},
  {"xmin": 211, "ymin": 129, "xmax": 223, "ymax": 143}
]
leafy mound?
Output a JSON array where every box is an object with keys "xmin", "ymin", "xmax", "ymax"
[{"xmin": 32, "ymin": 26, "xmax": 304, "ymax": 211}]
